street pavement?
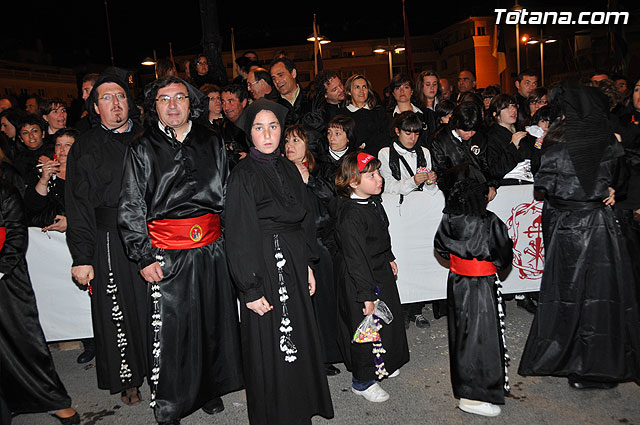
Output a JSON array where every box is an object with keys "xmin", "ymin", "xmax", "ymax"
[{"xmin": 13, "ymin": 300, "xmax": 640, "ymax": 425}]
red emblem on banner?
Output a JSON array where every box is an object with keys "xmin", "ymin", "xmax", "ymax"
[
  {"xmin": 506, "ymin": 201, "xmax": 544, "ymax": 280},
  {"xmin": 189, "ymin": 224, "xmax": 203, "ymax": 242}
]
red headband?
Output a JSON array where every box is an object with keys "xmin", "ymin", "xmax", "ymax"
[{"xmin": 357, "ymin": 152, "xmax": 375, "ymax": 172}]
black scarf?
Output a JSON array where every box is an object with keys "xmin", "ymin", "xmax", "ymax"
[
  {"xmin": 388, "ymin": 141, "xmax": 427, "ymax": 183},
  {"xmin": 249, "ymin": 147, "xmax": 281, "ymax": 164}
]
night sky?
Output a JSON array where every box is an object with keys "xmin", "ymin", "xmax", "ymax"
[{"xmin": 2, "ymin": 0, "xmax": 636, "ymax": 69}]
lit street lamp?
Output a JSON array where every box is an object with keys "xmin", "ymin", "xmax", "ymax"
[
  {"xmin": 526, "ymin": 32, "xmax": 557, "ymax": 86},
  {"xmin": 141, "ymin": 50, "xmax": 158, "ymax": 79},
  {"xmin": 373, "ymin": 40, "xmax": 405, "ymax": 80}
]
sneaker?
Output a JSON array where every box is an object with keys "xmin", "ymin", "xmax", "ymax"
[
  {"xmin": 388, "ymin": 369, "xmax": 400, "ymax": 378},
  {"xmin": 351, "ymin": 383, "xmax": 389, "ymax": 402},
  {"xmin": 458, "ymin": 399, "xmax": 501, "ymax": 417},
  {"xmin": 415, "ymin": 314, "xmax": 431, "ymax": 328}
]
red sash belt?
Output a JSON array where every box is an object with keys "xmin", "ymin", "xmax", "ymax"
[
  {"xmin": 147, "ymin": 213, "xmax": 221, "ymax": 249},
  {"xmin": 450, "ymin": 254, "xmax": 497, "ymax": 277},
  {"xmin": 0, "ymin": 227, "xmax": 5, "ymax": 251}
]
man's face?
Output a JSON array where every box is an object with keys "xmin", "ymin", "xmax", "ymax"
[
  {"xmin": 155, "ymin": 83, "xmax": 190, "ymax": 130},
  {"xmin": 195, "ymin": 56, "xmax": 209, "ymax": 76},
  {"xmin": 440, "ymin": 78, "xmax": 452, "ymax": 100},
  {"xmin": 0, "ymin": 99, "xmax": 11, "ymax": 112},
  {"xmin": 221, "ymin": 91, "xmax": 247, "ymax": 123},
  {"xmin": 247, "ymin": 71, "xmax": 269, "ymax": 100},
  {"xmin": 93, "ymin": 82, "xmax": 129, "ymax": 130},
  {"xmin": 270, "ymin": 62, "xmax": 297, "ymax": 96},
  {"xmin": 615, "ymin": 79, "xmax": 628, "ymax": 95},
  {"xmin": 25, "ymin": 98, "xmax": 39, "ymax": 114},
  {"xmin": 591, "ymin": 74, "xmax": 609, "ymax": 83},
  {"xmin": 516, "ymin": 76, "xmax": 538, "ymax": 98},
  {"xmin": 457, "ymin": 71, "xmax": 475, "ymax": 94},
  {"xmin": 244, "ymin": 52, "xmax": 258, "ymax": 62},
  {"xmin": 324, "ymin": 76, "xmax": 345, "ymax": 104},
  {"xmin": 43, "ymin": 103, "xmax": 67, "ymax": 132},
  {"xmin": 81, "ymin": 81, "xmax": 95, "ymax": 101}
]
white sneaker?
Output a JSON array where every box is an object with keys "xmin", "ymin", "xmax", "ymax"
[
  {"xmin": 389, "ymin": 369, "xmax": 400, "ymax": 378},
  {"xmin": 458, "ymin": 399, "xmax": 501, "ymax": 417},
  {"xmin": 352, "ymin": 383, "xmax": 390, "ymax": 402}
]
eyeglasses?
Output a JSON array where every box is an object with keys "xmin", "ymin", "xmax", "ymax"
[
  {"xmin": 247, "ymin": 80, "xmax": 260, "ymax": 88},
  {"xmin": 98, "ymin": 93, "xmax": 126, "ymax": 102},
  {"xmin": 530, "ymin": 99, "xmax": 548, "ymax": 105},
  {"xmin": 156, "ymin": 94, "xmax": 189, "ymax": 104},
  {"xmin": 196, "ymin": 60, "xmax": 208, "ymax": 66}
]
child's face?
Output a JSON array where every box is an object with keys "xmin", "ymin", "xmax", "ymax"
[
  {"xmin": 328, "ymin": 126, "xmax": 349, "ymax": 151},
  {"xmin": 395, "ymin": 128, "xmax": 419, "ymax": 150},
  {"xmin": 351, "ymin": 168, "xmax": 383, "ymax": 198}
]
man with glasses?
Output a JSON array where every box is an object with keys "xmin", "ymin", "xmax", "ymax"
[
  {"xmin": 246, "ymin": 67, "xmax": 278, "ymax": 101},
  {"xmin": 66, "ymin": 69, "xmax": 148, "ymax": 407},
  {"xmin": 118, "ymin": 76, "xmax": 243, "ymax": 425}
]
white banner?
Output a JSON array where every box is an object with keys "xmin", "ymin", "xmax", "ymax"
[
  {"xmin": 27, "ymin": 229, "xmax": 93, "ymax": 342},
  {"xmin": 384, "ymin": 184, "xmax": 543, "ymax": 303}
]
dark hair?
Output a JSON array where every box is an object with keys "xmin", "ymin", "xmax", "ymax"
[
  {"xmin": 221, "ymin": 84, "xmax": 249, "ymax": 103},
  {"xmin": 39, "ymin": 98, "xmax": 67, "ymax": 116},
  {"xmin": 17, "ymin": 113, "xmax": 47, "ymax": 133},
  {"xmin": 435, "ymin": 99, "xmax": 456, "ymax": 121},
  {"xmin": 25, "ymin": 94, "xmax": 41, "ymax": 105},
  {"xmin": 335, "ymin": 150, "xmax": 382, "ymax": 198},
  {"xmin": 252, "ymin": 68, "xmax": 274, "ymax": 87},
  {"xmin": 486, "ymin": 94, "xmax": 516, "ymax": 126},
  {"xmin": 590, "ymin": 70, "xmax": 610, "ymax": 80},
  {"xmin": 157, "ymin": 59, "xmax": 176, "ymax": 78},
  {"xmin": 283, "ymin": 124, "xmax": 316, "ymax": 173},
  {"xmin": 414, "ymin": 70, "xmax": 441, "ymax": 106},
  {"xmin": 200, "ymin": 84, "xmax": 221, "ymax": 96},
  {"xmin": 389, "ymin": 73, "xmax": 413, "ymax": 93},
  {"xmin": 328, "ymin": 115, "xmax": 356, "ymax": 144},
  {"xmin": 0, "ymin": 108, "xmax": 28, "ymax": 133},
  {"xmin": 235, "ymin": 57, "xmax": 257, "ymax": 74},
  {"xmin": 243, "ymin": 51, "xmax": 258, "ymax": 60},
  {"xmin": 482, "ymin": 85, "xmax": 501, "ymax": 99},
  {"xmin": 53, "ymin": 127, "xmax": 79, "ymax": 142},
  {"xmin": 82, "ymin": 73, "xmax": 100, "ymax": 84},
  {"xmin": 143, "ymin": 76, "xmax": 203, "ymax": 124},
  {"xmin": 527, "ymin": 87, "xmax": 547, "ymax": 103},
  {"xmin": 392, "ymin": 111, "xmax": 422, "ymax": 134},
  {"xmin": 458, "ymin": 69, "xmax": 476, "ymax": 81},
  {"xmin": 450, "ymin": 102, "xmax": 481, "ymax": 131},
  {"xmin": 517, "ymin": 68, "xmax": 538, "ymax": 82},
  {"xmin": 531, "ymin": 105, "xmax": 551, "ymax": 125},
  {"xmin": 315, "ymin": 70, "xmax": 340, "ymax": 98},
  {"xmin": 269, "ymin": 57, "xmax": 296, "ymax": 74}
]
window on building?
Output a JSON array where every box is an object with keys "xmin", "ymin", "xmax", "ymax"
[{"xmin": 477, "ymin": 26, "xmax": 485, "ymax": 36}]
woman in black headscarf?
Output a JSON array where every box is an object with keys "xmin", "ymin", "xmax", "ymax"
[
  {"xmin": 518, "ymin": 80, "xmax": 640, "ymax": 389},
  {"xmin": 225, "ymin": 98, "xmax": 334, "ymax": 425}
]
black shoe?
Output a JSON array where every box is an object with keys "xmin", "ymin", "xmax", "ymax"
[
  {"xmin": 432, "ymin": 300, "xmax": 448, "ymax": 319},
  {"xmin": 202, "ymin": 397, "xmax": 224, "ymax": 415},
  {"xmin": 50, "ymin": 412, "xmax": 80, "ymax": 425},
  {"xmin": 77, "ymin": 348, "xmax": 95, "ymax": 364},
  {"xmin": 568, "ymin": 377, "xmax": 618, "ymax": 390},
  {"xmin": 516, "ymin": 296, "xmax": 537, "ymax": 314},
  {"xmin": 415, "ymin": 314, "xmax": 431, "ymax": 328},
  {"xmin": 325, "ymin": 364, "xmax": 341, "ymax": 376}
]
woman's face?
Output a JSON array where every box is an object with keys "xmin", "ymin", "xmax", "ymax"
[
  {"xmin": 0, "ymin": 117, "xmax": 15, "ymax": 139},
  {"xmin": 395, "ymin": 128, "xmax": 419, "ymax": 150},
  {"xmin": 350, "ymin": 78, "xmax": 369, "ymax": 108},
  {"xmin": 285, "ymin": 132, "xmax": 307, "ymax": 163},
  {"xmin": 54, "ymin": 135, "xmax": 75, "ymax": 166},
  {"xmin": 441, "ymin": 113, "xmax": 452, "ymax": 124},
  {"xmin": 392, "ymin": 82, "xmax": 413, "ymax": 104},
  {"xmin": 496, "ymin": 104, "xmax": 518, "ymax": 126},
  {"xmin": 537, "ymin": 120, "xmax": 550, "ymax": 132},
  {"xmin": 633, "ymin": 80, "xmax": 640, "ymax": 112},
  {"xmin": 44, "ymin": 104, "xmax": 67, "ymax": 132},
  {"xmin": 251, "ymin": 110, "xmax": 281, "ymax": 154},
  {"xmin": 19, "ymin": 124, "xmax": 44, "ymax": 150},
  {"xmin": 327, "ymin": 125, "xmax": 349, "ymax": 151},
  {"xmin": 529, "ymin": 95, "xmax": 548, "ymax": 116},
  {"xmin": 208, "ymin": 92, "xmax": 222, "ymax": 116},
  {"xmin": 422, "ymin": 76, "xmax": 439, "ymax": 100}
]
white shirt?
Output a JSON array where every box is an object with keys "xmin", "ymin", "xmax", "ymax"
[{"xmin": 378, "ymin": 143, "xmax": 438, "ymax": 197}]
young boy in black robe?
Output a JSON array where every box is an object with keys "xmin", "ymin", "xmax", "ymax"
[
  {"xmin": 332, "ymin": 151, "xmax": 409, "ymax": 403},
  {"xmin": 434, "ymin": 164, "xmax": 513, "ymax": 417}
]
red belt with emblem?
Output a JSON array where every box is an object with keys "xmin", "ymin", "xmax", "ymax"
[
  {"xmin": 147, "ymin": 213, "xmax": 221, "ymax": 249},
  {"xmin": 449, "ymin": 254, "xmax": 497, "ymax": 277}
]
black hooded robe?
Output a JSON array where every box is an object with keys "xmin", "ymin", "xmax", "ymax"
[
  {"xmin": 225, "ymin": 154, "xmax": 334, "ymax": 425},
  {"xmin": 118, "ymin": 123, "xmax": 244, "ymax": 423},
  {"xmin": 434, "ymin": 211, "xmax": 513, "ymax": 404},
  {"xmin": 65, "ymin": 123, "xmax": 149, "ymax": 394},
  {"xmin": 0, "ymin": 183, "xmax": 72, "ymax": 416},
  {"xmin": 518, "ymin": 140, "xmax": 640, "ymax": 383}
]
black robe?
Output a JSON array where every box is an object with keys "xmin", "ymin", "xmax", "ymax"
[
  {"xmin": 225, "ymin": 154, "xmax": 333, "ymax": 425},
  {"xmin": 332, "ymin": 196, "xmax": 409, "ymax": 381},
  {"xmin": 486, "ymin": 124, "xmax": 536, "ymax": 182},
  {"xmin": 434, "ymin": 211, "xmax": 513, "ymax": 404},
  {"xmin": 118, "ymin": 122, "xmax": 244, "ymax": 423},
  {"xmin": 0, "ymin": 183, "xmax": 72, "ymax": 416},
  {"xmin": 24, "ymin": 176, "xmax": 65, "ymax": 227},
  {"xmin": 518, "ymin": 140, "xmax": 640, "ymax": 383},
  {"xmin": 65, "ymin": 123, "xmax": 148, "ymax": 394},
  {"xmin": 346, "ymin": 106, "xmax": 390, "ymax": 156}
]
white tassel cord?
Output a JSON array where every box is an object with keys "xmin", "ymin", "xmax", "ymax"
[{"xmin": 274, "ymin": 234, "xmax": 297, "ymax": 363}]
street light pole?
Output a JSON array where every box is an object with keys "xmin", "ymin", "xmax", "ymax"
[{"xmin": 104, "ymin": 0, "xmax": 115, "ymax": 66}]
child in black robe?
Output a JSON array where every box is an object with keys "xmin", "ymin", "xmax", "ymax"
[
  {"xmin": 434, "ymin": 164, "xmax": 513, "ymax": 417},
  {"xmin": 332, "ymin": 151, "xmax": 409, "ymax": 403}
]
